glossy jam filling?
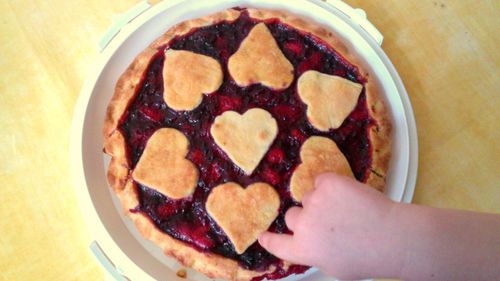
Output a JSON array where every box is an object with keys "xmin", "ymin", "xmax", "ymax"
[{"xmin": 118, "ymin": 10, "xmax": 373, "ymax": 279}]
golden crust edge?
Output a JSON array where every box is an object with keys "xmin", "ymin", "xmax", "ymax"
[
  {"xmin": 247, "ymin": 8, "xmax": 392, "ymax": 191},
  {"xmin": 365, "ymin": 79, "xmax": 392, "ymax": 192}
]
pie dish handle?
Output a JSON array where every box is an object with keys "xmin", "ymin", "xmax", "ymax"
[
  {"xmin": 98, "ymin": 0, "xmax": 152, "ymax": 51},
  {"xmin": 319, "ymin": 0, "xmax": 384, "ymax": 46},
  {"xmin": 90, "ymin": 241, "xmax": 130, "ymax": 281}
]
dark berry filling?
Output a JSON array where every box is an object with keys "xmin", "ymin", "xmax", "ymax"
[{"xmin": 119, "ymin": 9, "xmax": 373, "ymax": 279}]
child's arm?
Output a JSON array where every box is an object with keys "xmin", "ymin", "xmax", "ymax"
[{"xmin": 258, "ymin": 173, "xmax": 500, "ymax": 281}]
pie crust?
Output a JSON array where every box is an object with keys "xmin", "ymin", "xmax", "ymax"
[
  {"xmin": 163, "ymin": 49, "xmax": 223, "ymax": 111},
  {"xmin": 206, "ymin": 182, "xmax": 280, "ymax": 255},
  {"xmin": 211, "ymin": 108, "xmax": 278, "ymax": 175},
  {"xmin": 132, "ymin": 128, "xmax": 198, "ymax": 199},
  {"xmin": 228, "ymin": 22, "xmax": 294, "ymax": 89},
  {"xmin": 290, "ymin": 136, "xmax": 354, "ymax": 202},
  {"xmin": 103, "ymin": 7, "xmax": 391, "ymax": 281},
  {"xmin": 297, "ymin": 70, "xmax": 363, "ymax": 131}
]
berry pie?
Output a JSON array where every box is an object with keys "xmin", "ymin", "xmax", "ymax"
[{"xmin": 103, "ymin": 7, "xmax": 391, "ymax": 281}]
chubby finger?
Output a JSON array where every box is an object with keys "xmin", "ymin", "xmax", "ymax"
[
  {"xmin": 301, "ymin": 189, "xmax": 314, "ymax": 207},
  {"xmin": 284, "ymin": 206, "xmax": 302, "ymax": 231},
  {"xmin": 314, "ymin": 172, "xmax": 340, "ymax": 189},
  {"xmin": 315, "ymin": 172, "xmax": 361, "ymax": 188},
  {"xmin": 258, "ymin": 232, "xmax": 300, "ymax": 263}
]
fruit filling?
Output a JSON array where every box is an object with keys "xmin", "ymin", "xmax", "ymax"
[{"xmin": 118, "ymin": 9, "xmax": 373, "ymax": 279}]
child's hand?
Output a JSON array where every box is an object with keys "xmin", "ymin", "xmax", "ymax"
[
  {"xmin": 258, "ymin": 173, "xmax": 500, "ymax": 281},
  {"xmin": 258, "ymin": 173, "xmax": 402, "ymax": 280}
]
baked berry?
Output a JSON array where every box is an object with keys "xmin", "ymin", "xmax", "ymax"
[
  {"xmin": 284, "ymin": 41, "xmax": 303, "ymax": 56},
  {"xmin": 266, "ymin": 148, "xmax": 285, "ymax": 164}
]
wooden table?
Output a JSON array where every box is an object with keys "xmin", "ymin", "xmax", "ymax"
[{"xmin": 1, "ymin": 1, "xmax": 498, "ymax": 280}]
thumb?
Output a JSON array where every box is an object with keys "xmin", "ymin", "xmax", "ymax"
[{"xmin": 258, "ymin": 232, "xmax": 301, "ymax": 264}]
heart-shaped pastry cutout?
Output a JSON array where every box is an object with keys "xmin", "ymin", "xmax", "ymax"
[
  {"xmin": 298, "ymin": 70, "xmax": 363, "ymax": 131},
  {"xmin": 206, "ymin": 182, "xmax": 280, "ymax": 254},
  {"xmin": 211, "ymin": 108, "xmax": 278, "ymax": 175},
  {"xmin": 163, "ymin": 49, "xmax": 223, "ymax": 111},
  {"xmin": 228, "ymin": 23, "xmax": 294, "ymax": 90},
  {"xmin": 132, "ymin": 128, "xmax": 198, "ymax": 199},
  {"xmin": 290, "ymin": 136, "xmax": 354, "ymax": 201}
]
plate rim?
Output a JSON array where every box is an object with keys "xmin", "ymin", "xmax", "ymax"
[{"xmin": 70, "ymin": 0, "xmax": 418, "ymax": 280}]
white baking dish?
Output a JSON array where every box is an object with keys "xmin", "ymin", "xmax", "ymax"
[{"xmin": 70, "ymin": 0, "xmax": 418, "ymax": 280}]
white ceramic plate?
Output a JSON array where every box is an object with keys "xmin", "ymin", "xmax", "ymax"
[{"xmin": 70, "ymin": 0, "xmax": 418, "ymax": 280}]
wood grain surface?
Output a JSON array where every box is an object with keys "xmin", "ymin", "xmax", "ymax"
[{"xmin": 0, "ymin": 1, "xmax": 498, "ymax": 280}]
